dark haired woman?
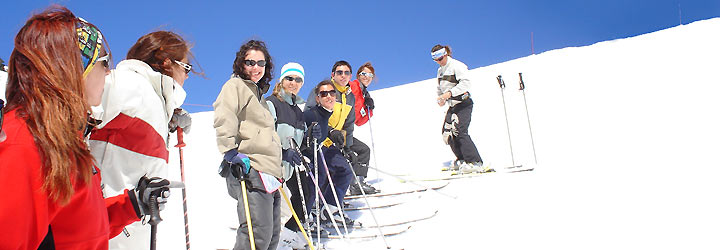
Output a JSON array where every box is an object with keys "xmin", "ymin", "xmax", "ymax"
[
  {"xmin": 0, "ymin": 6, "xmax": 169, "ymax": 249},
  {"xmin": 214, "ymin": 39, "xmax": 283, "ymax": 250},
  {"xmin": 431, "ymin": 44, "xmax": 494, "ymax": 174},
  {"xmin": 87, "ymin": 30, "xmax": 197, "ymax": 249}
]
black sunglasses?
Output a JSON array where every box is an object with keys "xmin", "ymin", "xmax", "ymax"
[
  {"xmin": 433, "ymin": 55, "xmax": 446, "ymax": 62},
  {"xmin": 318, "ymin": 90, "xmax": 336, "ymax": 97},
  {"xmin": 284, "ymin": 76, "xmax": 303, "ymax": 83},
  {"xmin": 244, "ymin": 60, "xmax": 267, "ymax": 67},
  {"xmin": 334, "ymin": 70, "xmax": 352, "ymax": 76}
]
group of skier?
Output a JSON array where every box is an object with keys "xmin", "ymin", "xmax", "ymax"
[
  {"xmin": 213, "ymin": 39, "xmax": 380, "ymax": 248},
  {"xmin": 0, "ymin": 4, "xmax": 494, "ymax": 250}
]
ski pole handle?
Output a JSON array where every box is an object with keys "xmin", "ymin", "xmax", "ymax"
[
  {"xmin": 148, "ymin": 193, "xmax": 162, "ymax": 225},
  {"xmin": 175, "ymin": 127, "xmax": 186, "ymax": 148},
  {"xmin": 518, "ymin": 73, "xmax": 525, "ymax": 91},
  {"xmin": 496, "ymin": 75, "xmax": 505, "ymax": 89}
]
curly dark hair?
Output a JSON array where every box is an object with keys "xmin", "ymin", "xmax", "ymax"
[{"xmin": 233, "ymin": 40, "xmax": 274, "ymax": 91}]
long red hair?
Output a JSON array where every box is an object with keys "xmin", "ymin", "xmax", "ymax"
[{"xmin": 4, "ymin": 6, "xmax": 97, "ymax": 204}]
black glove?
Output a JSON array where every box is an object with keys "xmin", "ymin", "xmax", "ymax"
[
  {"xmin": 364, "ymin": 96, "xmax": 375, "ymax": 110},
  {"xmin": 344, "ymin": 149, "xmax": 358, "ymax": 164},
  {"xmin": 328, "ymin": 129, "xmax": 345, "ymax": 147},
  {"xmin": 309, "ymin": 123, "xmax": 322, "ymax": 140},
  {"xmin": 131, "ymin": 176, "xmax": 170, "ymax": 219},
  {"xmin": 282, "ymin": 148, "xmax": 302, "ymax": 166},
  {"xmin": 169, "ymin": 108, "xmax": 192, "ymax": 133}
]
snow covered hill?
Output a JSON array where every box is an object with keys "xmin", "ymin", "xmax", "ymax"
[{"xmin": 157, "ymin": 18, "xmax": 720, "ymax": 250}]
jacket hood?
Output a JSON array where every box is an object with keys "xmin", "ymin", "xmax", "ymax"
[{"xmin": 115, "ymin": 59, "xmax": 177, "ymax": 120}]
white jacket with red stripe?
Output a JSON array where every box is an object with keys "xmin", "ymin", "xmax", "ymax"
[{"xmin": 88, "ymin": 59, "xmax": 178, "ymax": 250}]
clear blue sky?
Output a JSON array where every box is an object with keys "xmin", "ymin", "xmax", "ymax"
[{"xmin": 1, "ymin": 0, "xmax": 718, "ymax": 112}]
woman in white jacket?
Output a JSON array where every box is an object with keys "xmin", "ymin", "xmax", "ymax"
[
  {"xmin": 432, "ymin": 44, "xmax": 494, "ymax": 174},
  {"xmin": 89, "ymin": 31, "xmax": 197, "ymax": 250}
]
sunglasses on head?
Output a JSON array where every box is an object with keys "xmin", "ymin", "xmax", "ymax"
[
  {"xmin": 174, "ymin": 60, "xmax": 192, "ymax": 74},
  {"xmin": 284, "ymin": 76, "xmax": 303, "ymax": 83},
  {"xmin": 318, "ymin": 90, "xmax": 336, "ymax": 97},
  {"xmin": 95, "ymin": 55, "xmax": 110, "ymax": 68},
  {"xmin": 334, "ymin": 70, "xmax": 352, "ymax": 76},
  {"xmin": 244, "ymin": 59, "xmax": 267, "ymax": 67},
  {"xmin": 359, "ymin": 72, "xmax": 374, "ymax": 78}
]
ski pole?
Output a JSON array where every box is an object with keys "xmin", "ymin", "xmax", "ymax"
[
  {"xmin": 367, "ymin": 116, "xmax": 380, "ymax": 181},
  {"xmin": 340, "ymin": 148, "xmax": 390, "ymax": 249},
  {"xmin": 240, "ymin": 174, "xmax": 256, "ymax": 250},
  {"xmin": 304, "ymin": 158, "xmax": 346, "ymax": 240},
  {"xmin": 147, "ymin": 181, "xmax": 184, "ymax": 250},
  {"xmin": 312, "ymin": 138, "xmax": 321, "ymax": 244},
  {"xmin": 316, "ymin": 145, "xmax": 350, "ymax": 234},
  {"xmin": 288, "ymin": 139, "xmax": 310, "ymax": 224},
  {"xmin": 149, "ymin": 192, "xmax": 160, "ymax": 250},
  {"xmin": 175, "ymin": 127, "xmax": 191, "ymax": 250},
  {"xmin": 310, "ymin": 139, "xmax": 346, "ymax": 240},
  {"xmin": 367, "ymin": 165, "xmax": 457, "ymax": 199},
  {"xmin": 279, "ymin": 186, "xmax": 315, "ymax": 250},
  {"xmin": 496, "ymin": 75, "xmax": 520, "ymax": 168},
  {"xmin": 518, "ymin": 73, "xmax": 538, "ymax": 165}
]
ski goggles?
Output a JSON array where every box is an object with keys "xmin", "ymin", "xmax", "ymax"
[
  {"xmin": 76, "ymin": 18, "xmax": 106, "ymax": 78},
  {"xmin": 431, "ymin": 48, "xmax": 447, "ymax": 61}
]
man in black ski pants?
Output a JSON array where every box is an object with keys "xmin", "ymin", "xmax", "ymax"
[
  {"xmin": 303, "ymin": 80, "xmax": 355, "ymax": 226},
  {"xmin": 432, "ymin": 44, "xmax": 495, "ymax": 173}
]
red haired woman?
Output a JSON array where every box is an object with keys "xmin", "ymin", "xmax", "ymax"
[{"xmin": 0, "ymin": 6, "xmax": 169, "ymax": 249}]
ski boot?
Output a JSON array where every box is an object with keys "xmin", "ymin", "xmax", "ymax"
[
  {"xmin": 459, "ymin": 161, "xmax": 495, "ymax": 174},
  {"xmin": 443, "ymin": 159, "xmax": 465, "ymax": 171}
]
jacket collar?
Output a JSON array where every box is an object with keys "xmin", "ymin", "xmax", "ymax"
[
  {"xmin": 278, "ymin": 88, "xmax": 305, "ymax": 106},
  {"xmin": 331, "ymin": 79, "xmax": 350, "ymax": 94}
]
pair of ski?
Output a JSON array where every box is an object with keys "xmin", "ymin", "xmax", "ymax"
[
  {"xmin": 320, "ymin": 208, "xmax": 439, "ymax": 239},
  {"xmin": 316, "ymin": 183, "xmax": 448, "ymax": 239}
]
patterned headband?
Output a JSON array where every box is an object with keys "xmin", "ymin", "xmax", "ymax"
[{"xmin": 76, "ymin": 18, "xmax": 104, "ymax": 77}]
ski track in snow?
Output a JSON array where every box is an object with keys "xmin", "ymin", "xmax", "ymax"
[{"xmin": 149, "ymin": 18, "xmax": 720, "ymax": 250}]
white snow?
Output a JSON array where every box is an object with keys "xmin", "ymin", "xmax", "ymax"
[{"xmin": 157, "ymin": 18, "xmax": 720, "ymax": 250}]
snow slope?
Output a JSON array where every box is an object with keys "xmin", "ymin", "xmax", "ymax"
[{"xmin": 157, "ymin": 18, "xmax": 720, "ymax": 250}]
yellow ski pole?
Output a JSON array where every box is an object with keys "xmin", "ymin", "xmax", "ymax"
[
  {"xmin": 279, "ymin": 186, "xmax": 315, "ymax": 250},
  {"xmin": 240, "ymin": 180, "xmax": 256, "ymax": 250}
]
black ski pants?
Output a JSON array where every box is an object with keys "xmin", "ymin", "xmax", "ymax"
[
  {"xmin": 349, "ymin": 137, "xmax": 371, "ymax": 177},
  {"xmin": 445, "ymin": 99, "xmax": 483, "ymax": 164}
]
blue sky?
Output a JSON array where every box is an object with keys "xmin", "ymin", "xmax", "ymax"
[{"xmin": 1, "ymin": 0, "xmax": 718, "ymax": 112}]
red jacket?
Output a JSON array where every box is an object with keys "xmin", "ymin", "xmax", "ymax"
[
  {"xmin": 0, "ymin": 109, "xmax": 140, "ymax": 250},
  {"xmin": 349, "ymin": 79, "xmax": 373, "ymax": 126}
]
